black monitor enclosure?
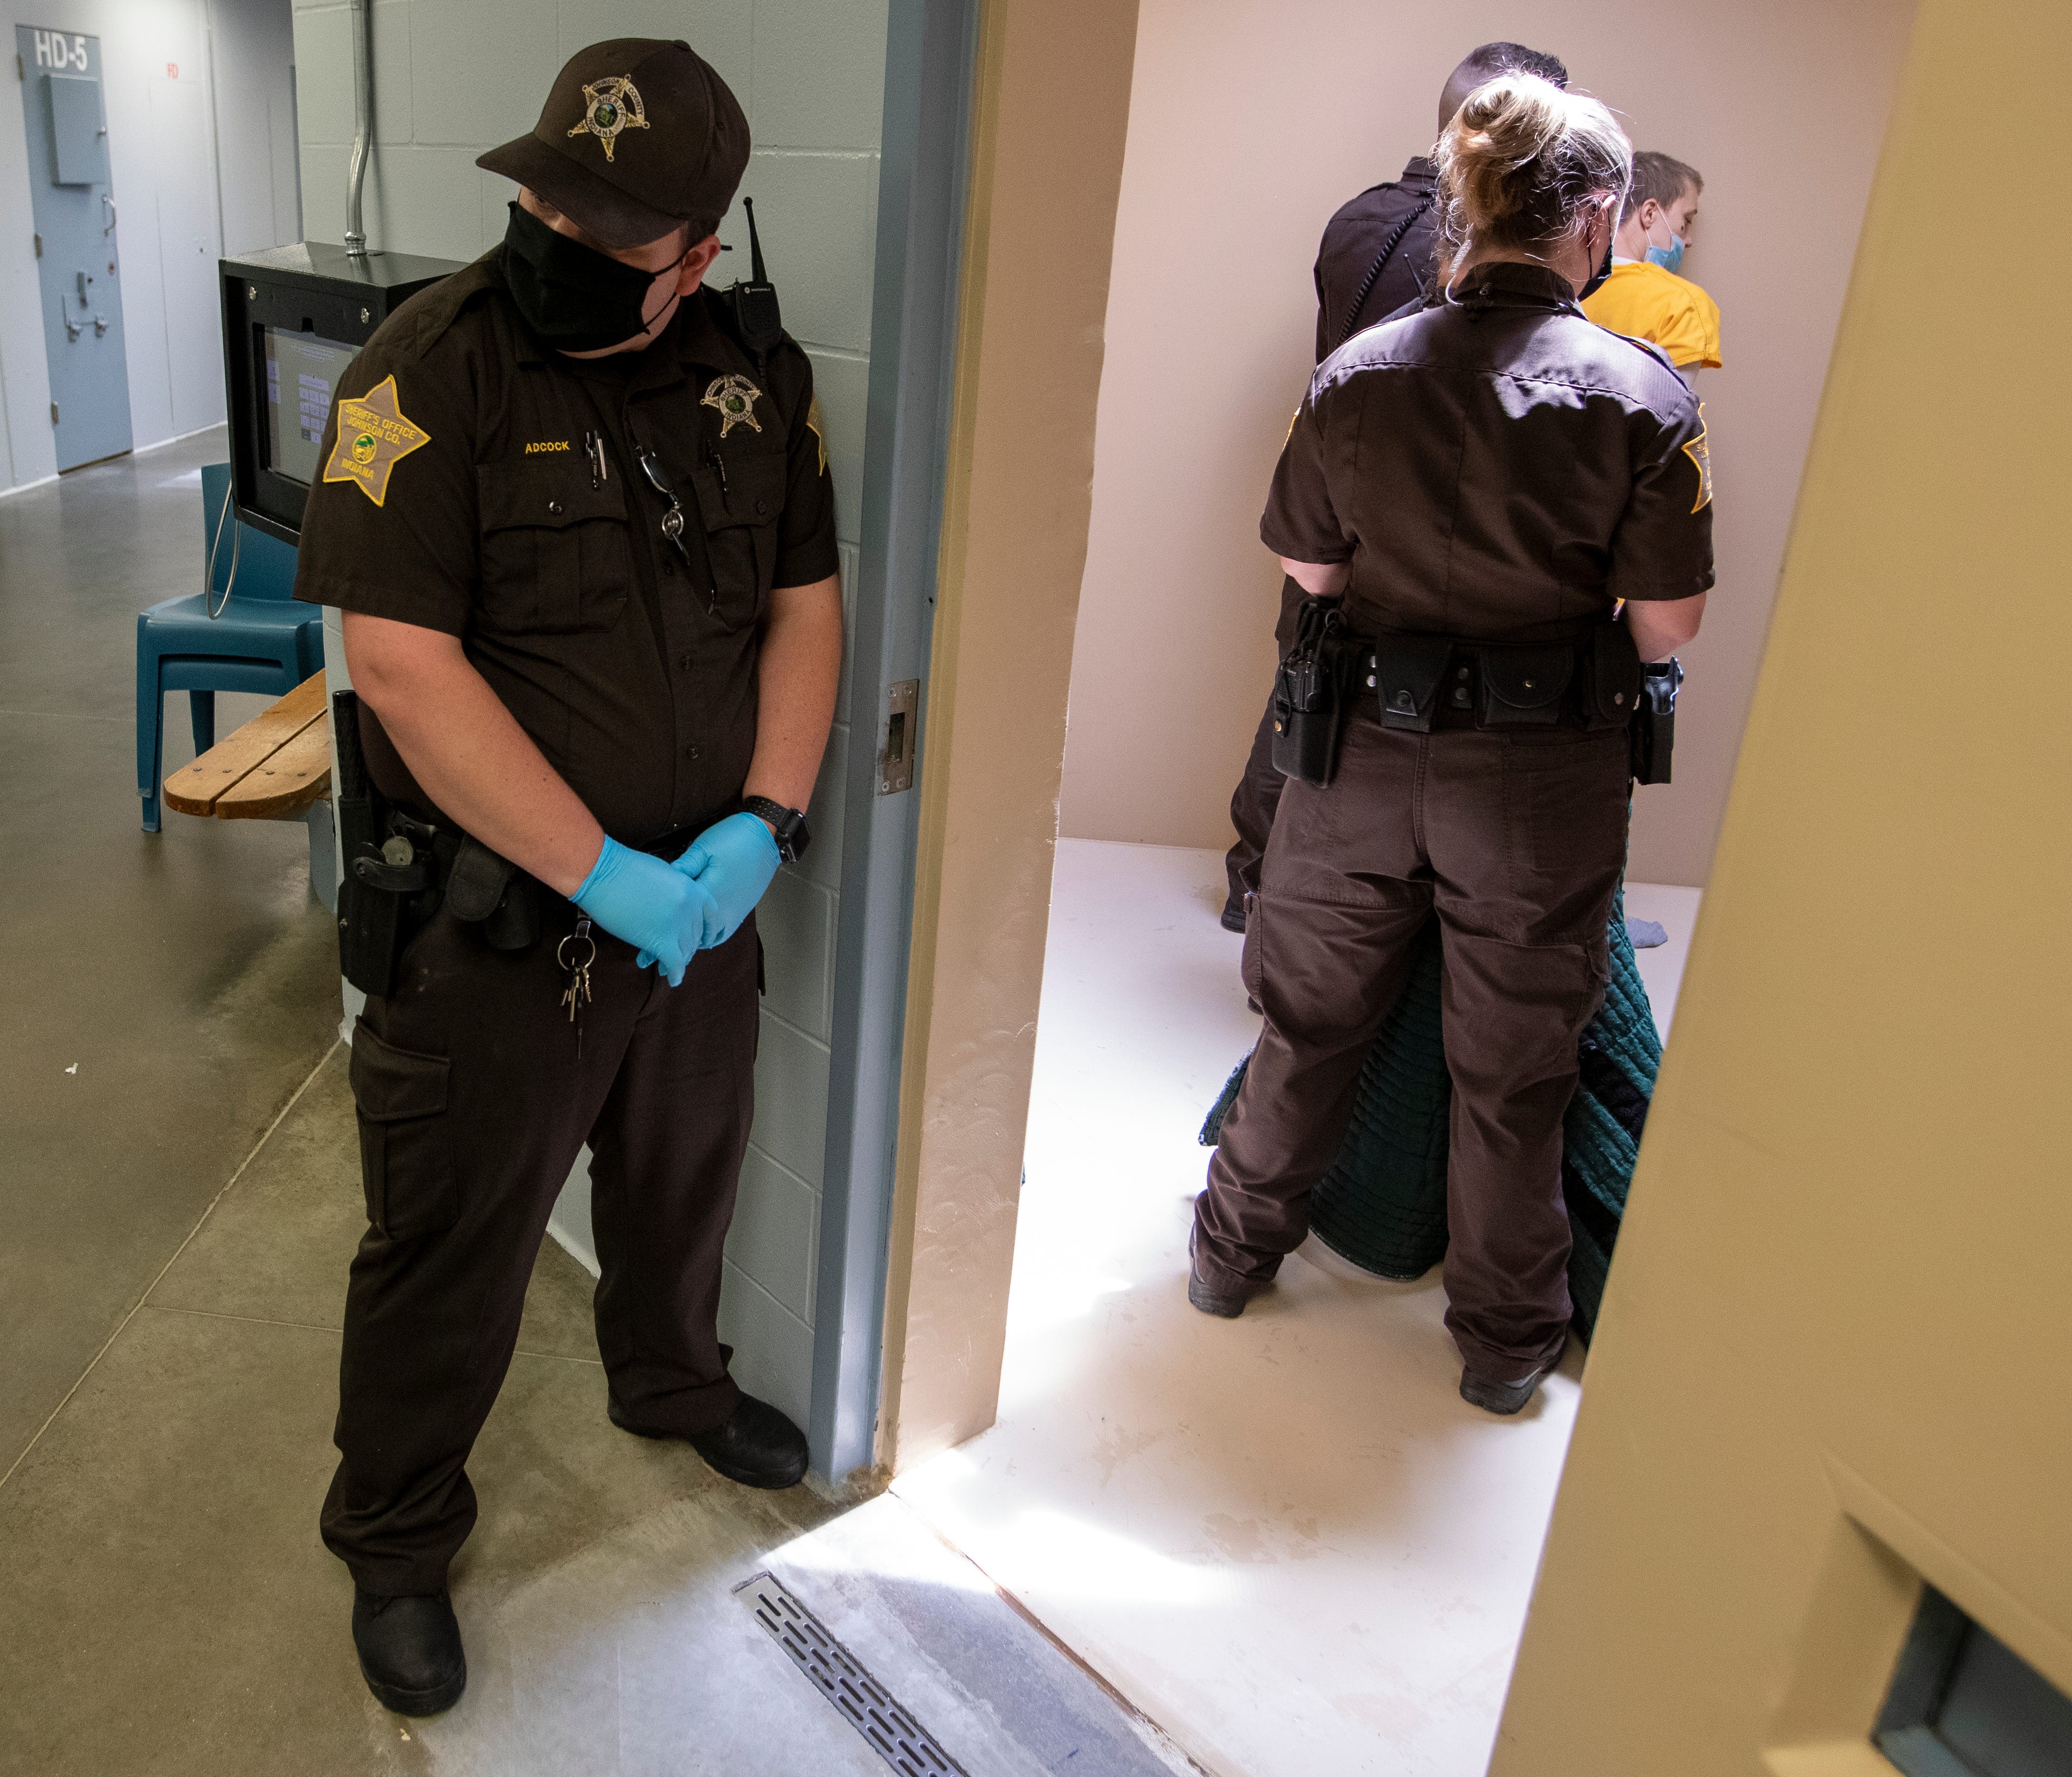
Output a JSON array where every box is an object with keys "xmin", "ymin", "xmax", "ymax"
[{"xmin": 220, "ymin": 243, "xmax": 467, "ymax": 545}]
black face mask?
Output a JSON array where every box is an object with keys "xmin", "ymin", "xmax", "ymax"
[{"xmin": 502, "ymin": 200, "xmax": 684, "ymax": 352}]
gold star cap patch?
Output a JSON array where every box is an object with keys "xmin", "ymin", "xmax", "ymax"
[
  {"xmin": 323, "ymin": 376, "xmax": 431, "ymax": 508},
  {"xmin": 476, "ymin": 42, "xmax": 749, "ymax": 254},
  {"xmin": 567, "ymin": 76, "xmax": 649, "ymax": 163},
  {"xmin": 702, "ymin": 374, "xmax": 763, "ymax": 438},
  {"xmin": 1682, "ymin": 405, "xmax": 1713, "ymax": 513}
]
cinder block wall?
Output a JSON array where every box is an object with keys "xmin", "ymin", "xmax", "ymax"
[{"xmin": 292, "ymin": 0, "xmax": 888, "ymax": 1429}]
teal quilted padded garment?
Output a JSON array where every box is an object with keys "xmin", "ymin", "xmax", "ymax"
[{"xmin": 1199, "ymin": 892, "xmax": 1661, "ymax": 1342}]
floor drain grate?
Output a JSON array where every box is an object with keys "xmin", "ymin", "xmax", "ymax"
[{"xmin": 736, "ymin": 1571, "xmax": 970, "ymax": 1777}]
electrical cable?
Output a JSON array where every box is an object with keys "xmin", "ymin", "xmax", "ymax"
[{"xmin": 203, "ymin": 481, "xmax": 243, "ymax": 619}]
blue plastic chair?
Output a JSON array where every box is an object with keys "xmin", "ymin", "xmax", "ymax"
[{"xmin": 136, "ymin": 465, "xmax": 323, "ymax": 831}]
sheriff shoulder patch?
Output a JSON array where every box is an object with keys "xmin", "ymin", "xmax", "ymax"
[
  {"xmin": 324, "ymin": 376, "xmax": 431, "ymax": 508},
  {"xmin": 806, "ymin": 395, "xmax": 828, "ymax": 477},
  {"xmin": 1682, "ymin": 405, "xmax": 1713, "ymax": 513}
]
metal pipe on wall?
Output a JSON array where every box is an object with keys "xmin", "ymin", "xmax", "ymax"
[{"xmin": 343, "ymin": 0, "xmax": 372, "ymax": 256}]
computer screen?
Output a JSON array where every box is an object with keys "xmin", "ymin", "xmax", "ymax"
[{"xmin": 263, "ymin": 328, "xmax": 358, "ymax": 486}]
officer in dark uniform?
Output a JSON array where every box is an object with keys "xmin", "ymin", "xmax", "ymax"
[
  {"xmin": 1220, "ymin": 40, "xmax": 1570, "ymax": 929},
  {"xmin": 292, "ymin": 39, "xmax": 843, "ymax": 1714},
  {"xmin": 1190, "ymin": 73, "xmax": 1712, "ymax": 1416}
]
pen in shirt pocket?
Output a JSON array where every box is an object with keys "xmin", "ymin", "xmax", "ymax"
[{"xmin": 583, "ymin": 429, "xmax": 607, "ymax": 489}]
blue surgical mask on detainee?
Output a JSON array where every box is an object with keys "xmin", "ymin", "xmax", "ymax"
[{"xmin": 1644, "ymin": 221, "xmax": 1687, "ymax": 275}]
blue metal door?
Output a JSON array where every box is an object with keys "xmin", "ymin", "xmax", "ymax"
[{"xmin": 16, "ymin": 26, "xmax": 132, "ymax": 471}]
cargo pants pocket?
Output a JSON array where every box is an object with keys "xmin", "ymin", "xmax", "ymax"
[{"xmin": 348, "ymin": 1020, "xmax": 458, "ymax": 1240}]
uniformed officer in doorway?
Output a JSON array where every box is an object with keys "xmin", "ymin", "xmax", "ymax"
[
  {"xmin": 292, "ymin": 38, "xmax": 843, "ymax": 1715},
  {"xmin": 1191, "ymin": 73, "xmax": 1712, "ymax": 1415},
  {"xmin": 1220, "ymin": 40, "xmax": 1570, "ymax": 929}
]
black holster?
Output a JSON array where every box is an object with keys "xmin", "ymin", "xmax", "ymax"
[
  {"xmin": 1631, "ymin": 657, "xmax": 1684, "ymax": 785},
  {"xmin": 1272, "ymin": 598, "xmax": 1353, "ymax": 786},
  {"xmin": 331, "ymin": 692, "xmax": 538, "ymax": 997},
  {"xmin": 333, "ymin": 690, "xmax": 412, "ymax": 997}
]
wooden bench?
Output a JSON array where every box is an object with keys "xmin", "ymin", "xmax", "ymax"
[{"xmin": 163, "ymin": 670, "xmax": 337, "ymax": 908}]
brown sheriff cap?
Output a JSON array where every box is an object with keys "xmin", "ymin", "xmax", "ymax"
[{"xmin": 478, "ymin": 38, "xmax": 749, "ymax": 251}]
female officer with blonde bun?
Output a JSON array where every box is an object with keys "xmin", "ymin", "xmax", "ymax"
[{"xmin": 1191, "ymin": 74, "xmax": 1712, "ymax": 1416}]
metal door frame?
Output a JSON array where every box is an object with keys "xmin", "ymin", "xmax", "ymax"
[{"xmin": 809, "ymin": 0, "xmax": 980, "ymax": 1484}]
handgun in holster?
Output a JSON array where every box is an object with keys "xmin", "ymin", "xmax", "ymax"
[
  {"xmin": 333, "ymin": 692, "xmax": 539, "ymax": 996},
  {"xmin": 1272, "ymin": 598, "xmax": 1352, "ymax": 787},
  {"xmin": 1630, "ymin": 657, "xmax": 1684, "ymax": 785},
  {"xmin": 331, "ymin": 690, "xmax": 424, "ymax": 997}
]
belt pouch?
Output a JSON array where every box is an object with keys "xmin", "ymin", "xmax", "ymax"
[
  {"xmin": 1631, "ymin": 658, "xmax": 1685, "ymax": 784},
  {"xmin": 444, "ymin": 832, "xmax": 540, "ymax": 952},
  {"xmin": 445, "ymin": 833, "xmax": 515, "ymax": 923},
  {"xmin": 1477, "ymin": 643, "xmax": 1575, "ymax": 728},
  {"xmin": 1272, "ymin": 600, "xmax": 1350, "ymax": 785},
  {"xmin": 1583, "ymin": 623, "xmax": 1645, "ymax": 731},
  {"xmin": 1371, "ymin": 635, "xmax": 1453, "ymax": 732},
  {"xmin": 484, "ymin": 875, "xmax": 540, "ymax": 951}
]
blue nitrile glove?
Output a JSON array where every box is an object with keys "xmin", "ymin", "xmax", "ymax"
[
  {"xmin": 671, "ymin": 811, "xmax": 782, "ymax": 949},
  {"xmin": 570, "ymin": 837, "xmax": 719, "ymax": 987}
]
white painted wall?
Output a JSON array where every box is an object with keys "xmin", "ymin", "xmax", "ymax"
[
  {"xmin": 0, "ymin": 0, "xmax": 297, "ymax": 492},
  {"xmin": 208, "ymin": 0, "xmax": 301, "ymax": 252},
  {"xmin": 293, "ymin": 0, "xmax": 888, "ymax": 1431}
]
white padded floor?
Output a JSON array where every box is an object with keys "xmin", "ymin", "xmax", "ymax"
[{"xmin": 894, "ymin": 840, "xmax": 1700, "ymax": 1777}]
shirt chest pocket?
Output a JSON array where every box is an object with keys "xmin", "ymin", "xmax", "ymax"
[
  {"xmin": 476, "ymin": 459, "xmax": 631, "ymax": 635},
  {"xmin": 688, "ymin": 453, "xmax": 786, "ymax": 633}
]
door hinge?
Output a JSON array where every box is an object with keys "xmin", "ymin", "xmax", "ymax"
[
  {"xmin": 16, "ymin": 53, "xmax": 24, "ymax": 81},
  {"xmin": 50, "ymin": 402, "xmax": 60, "ymax": 426},
  {"xmin": 33, "ymin": 233, "xmax": 42, "ymax": 258}
]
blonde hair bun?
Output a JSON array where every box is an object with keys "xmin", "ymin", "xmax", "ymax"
[{"xmin": 1437, "ymin": 73, "xmax": 1631, "ymax": 265}]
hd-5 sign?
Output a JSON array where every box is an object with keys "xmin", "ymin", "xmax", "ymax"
[{"xmin": 30, "ymin": 30, "xmax": 91, "ymax": 70}]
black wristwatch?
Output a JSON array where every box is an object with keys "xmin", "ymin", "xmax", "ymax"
[{"xmin": 742, "ymin": 795, "xmax": 812, "ymax": 863}]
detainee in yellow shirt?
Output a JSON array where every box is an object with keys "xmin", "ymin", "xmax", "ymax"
[{"xmin": 1583, "ymin": 150, "xmax": 1722, "ymax": 371}]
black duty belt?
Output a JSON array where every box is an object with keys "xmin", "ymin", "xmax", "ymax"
[
  {"xmin": 1271, "ymin": 605, "xmax": 1680, "ymax": 791},
  {"xmin": 1359, "ymin": 626, "xmax": 1642, "ymax": 735}
]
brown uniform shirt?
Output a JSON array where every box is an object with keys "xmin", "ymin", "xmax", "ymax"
[
  {"xmin": 294, "ymin": 252, "xmax": 839, "ymax": 847},
  {"xmin": 1263, "ymin": 262, "xmax": 1715, "ymax": 645}
]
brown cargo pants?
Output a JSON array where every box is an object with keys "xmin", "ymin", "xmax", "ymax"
[
  {"xmin": 321, "ymin": 898, "xmax": 758, "ymax": 1597},
  {"xmin": 1195, "ymin": 706, "xmax": 1630, "ymax": 1380}
]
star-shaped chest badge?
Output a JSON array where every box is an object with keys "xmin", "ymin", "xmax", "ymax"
[
  {"xmin": 702, "ymin": 374, "xmax": 764, "ymax": 438},
  {"xmin": 323, "ymin": 375, "xmax": 431, "ymax": 508},
  {"xmin": 568, "ymin": 77, "xmax": 648, "ymax": 163}
]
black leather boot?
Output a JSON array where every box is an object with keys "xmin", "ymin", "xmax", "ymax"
[
  {"xmin": 608, "ymin": 1393, "xmax": 809, "ymax": 1489},
  {"xmin": 351, "ymin": 1589, "xmax": 466, "ymax": 1716},
  {"xmin": 1187, "ymin": 1226, "xmax": 1268, "ymax": 1319},
  {"xmin": 1459, "ymin": 1359, "xmax": 1556, "ymax": 1417}
]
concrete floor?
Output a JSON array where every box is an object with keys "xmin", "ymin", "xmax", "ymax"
[
  {"xmin": 0, "ymin": 434, "xmax": 1189, "ymax": 1776},
  {"xmin": 895, "ymin": 841, "xmax": 1702, "ymax": 1777},
  {"xmin": 0, "ymin": 427, "xmax": 339, "ymax": 1479}
]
